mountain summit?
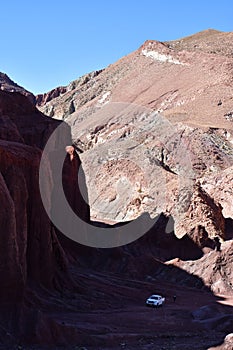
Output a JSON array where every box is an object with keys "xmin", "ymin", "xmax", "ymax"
[
  {"xmin": 37, "ymin": 29, "xmax": 233, "ymax": 128},
  {"xmin": 165, "ymin": 28, "xmax": 233, "ymax": 57}
]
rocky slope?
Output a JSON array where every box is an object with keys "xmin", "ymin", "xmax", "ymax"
[
  {"xmin": 165, "ymin": 29, "xmax": 233, "ymax": 58},
  {"xmin": 0, "ymin": 89, "xmax": 91, "ymax": 341},
  {"xmin": 37, "ymin": 29, "xmax": 233, "ymax": 127},
  {"xmin": 0, "ymin": 72, "xmax": 35, "ymax": 103},
  {"xmin": 37, "ymin": 29, "xmax": 233, "ymax": 246}
]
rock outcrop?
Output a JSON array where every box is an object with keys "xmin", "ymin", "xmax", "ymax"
[
  {"xmin": 36, "ymin": 86, "xmax": 67, "ymax": 107},
  {"xmin": 0, "ymin": 72, "xmax": 35, "ymax": 104},
  {"xmin": 166, "ymin": 239, "xmax": 233, "ymax": 296},
  {"xmin": 0, "ymin": 90, "xmax": 89, "ymax": 302}
]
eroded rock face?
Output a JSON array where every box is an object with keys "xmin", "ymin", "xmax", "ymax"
[
  {"xmin": 36, "ymin": 70, "xmax": 103, "ymax": 119},
  {"xmin": 0, "ymin": 140, "xmax": 66, "ymax": 299},
  {"xmin": 0, "ymin": 90, "xmax": 90, "ymax": 301},
  {"xmin": 176, "ymin": 183, "xmax": 225, "ymax": 243},
  {"xmin": 36, "ymin": 86, "xmax": 67, "ymax": 108},
  {"xmin": 201, "ymin": 166, "xmax": 233, "ymax": 219},
  {"xmin": 36, "ymin": 30, "xmax": 233, "ymax": 246},
  {"xmin": 170, "ymin": 240, "xmax": 233, "ymax": 296},
  {"xmin": 0, "ymin": 72, "xmax": 35, "ymax": 104},
  {"xmin": 211, "ymin": 333, "xmax": 233, "ymax": 350}
]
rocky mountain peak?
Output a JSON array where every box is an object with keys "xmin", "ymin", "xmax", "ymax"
[{"xmin": 0, "ymin": 72, "xmax": 35, "ymax": 103}]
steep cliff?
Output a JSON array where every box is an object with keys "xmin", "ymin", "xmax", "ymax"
[{"xmin": 0, "ymin": 90, "xmax": 90, "ymax": 302}]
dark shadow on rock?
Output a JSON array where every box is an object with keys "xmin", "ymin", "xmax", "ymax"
[
  {"xmin": 225, "ymin": 218, "xmax": 233, "ymax": 240},
  {"xmin": 52, "ymin": 215, "xmax": 233, "ymax": 349},
  {"xmin": 91, "ymin": 213, "xmax": 204, "ymax": 261}
]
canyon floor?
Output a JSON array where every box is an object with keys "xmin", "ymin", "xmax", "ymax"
[{"xmin": 1, "ymin": 253, "xmax": 233, "ymax": 350}]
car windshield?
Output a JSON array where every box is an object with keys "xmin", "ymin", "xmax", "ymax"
[{"xmin": 150, "ymin": 296, "xmax": 160, "ymax": 299}]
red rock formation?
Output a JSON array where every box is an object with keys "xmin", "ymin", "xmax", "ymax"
[
  {"xmin": 0, "ymin": 140, "xmax": 66, "ymax": 299},
  {"xmin": 0, "ymin": 72, "xmax": 35, "ymax": 104},
  {"xmin": 36, "ymin": 86, "xmax": 67, "ymax": 107},
  {"xmin": 0, "ymin": 90, "xmax": 90, "ymax": 303}
]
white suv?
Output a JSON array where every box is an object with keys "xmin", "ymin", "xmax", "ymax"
[{"xmin": 146, "ymin": 294, "xmax": 165, "ymax": 307}]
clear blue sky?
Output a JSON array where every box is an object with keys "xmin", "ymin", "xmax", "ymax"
[{"xmin": 1, "ymin": 0, "xmax": 232, "ymax": 95}]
